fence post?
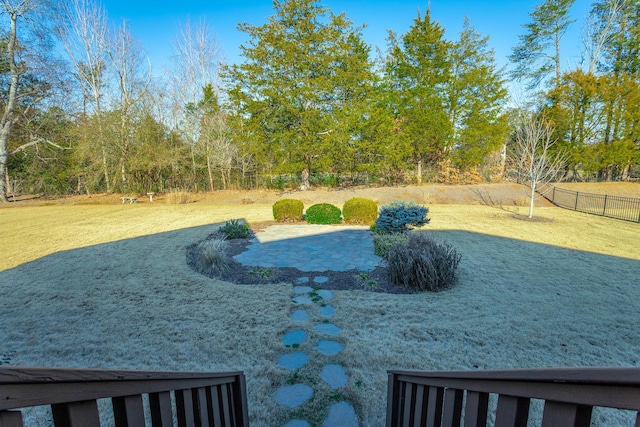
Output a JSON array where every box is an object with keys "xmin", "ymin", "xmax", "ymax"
[
  {"xmin": 552, "ymin": 186, "xmax": 556, "ymax": 204},
  {"xmin": 574, "ymin": 191, "xmax": 579, "ymax": 211},
  {"xmin": 602, "ymin": 195, "xmax": 608, "ymax": 216}
]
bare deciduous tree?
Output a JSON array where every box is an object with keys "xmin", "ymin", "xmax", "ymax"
[
  {"xmin": 582, "ymin": 0, "xmax": 624, "ymax": 73},
  {"xmin": 511, "ymin": 113, "xmax": 567, "ymax": 218},
  {"xmin": 0, "ymin": 0, "xmax": 60, "ymax": 202},
  {"xmin": 202, "ymin": 109, "xmax": 236, "ymax": 190},
  {"xmin": 108, "ymin": 19, "xmax": 152, "ymax": 190},
  {"xmin": 58, "ymin": 0, "xmax": 112, "ymax": 192},
  {"xmin": 168, "ymin": 18, "xmax": 224, "ymax": 191}
]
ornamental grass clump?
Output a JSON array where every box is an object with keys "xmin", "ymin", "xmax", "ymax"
[
  {"xmin": 305, "ymin": 203, "xmax": 342, "ymax": 224},
  {"xmin": 387, "ymin": 233, "xmax": 461, "ymax": 292},
  {"xmin": 192, "ymin": 237, "xmax": 229, "ymax": 277},
  {"xmin": 375, "ymin": 200, "xmax": 430, "ymax": 234},
  {"xmin": 273, "ymin": 199, "xmax": 304, "ymax": 222},
  {"xmin": 166, "ymin": 189, "xmax": 191, "ymax": 204},
  {"xmin": 218, "ymin": 219, "xmax": 251, "ymax": 239},
  {"xmin": 343, "ymin": 198, "xmax": 378, "ymax": 225}
]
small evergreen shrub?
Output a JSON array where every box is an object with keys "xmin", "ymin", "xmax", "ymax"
[
  {"xmin": 343, "ymin": 198, "xmax": 378, "ymax": 225},
  {"xmin": 218, "ymin": 219, "xmax": 251, "ymax": 239},
  {"xmin": 387, "ymin": 233, "xmax": 461, "ymax": 292},
  {"xmin": 192, "ymin": 237, "xmax": 229, "ymax": 277},
  {"xmin": 373, "ymin": 234, "xmax": 408, "ymax": 259},
  {"xmin": 273, "ymin": 199, "xmax": 304, "ymax": 222},
  {"xmin": 305, "ymin": 203, "xmax": 342, "ymax": 224},
  {"xmin": 375, "ymin": 200, "xmax": 430, "ymax": 234}
]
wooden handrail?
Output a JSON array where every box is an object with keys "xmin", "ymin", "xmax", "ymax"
[
  {"xmin": 387, "ymin": 367, "xmax": 640, "ymax": 427},
  {"xmin": 0, "ymin": 366, "xmax": 249, "ymax": 426}
]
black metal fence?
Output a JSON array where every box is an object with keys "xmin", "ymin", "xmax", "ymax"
[{"xmin": 538, "ymin": 184, "xmax": 640, "ymax": 223}]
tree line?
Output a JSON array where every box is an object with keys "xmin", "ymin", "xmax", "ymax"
[{"xmin": 1, "ymin": 0, "xmax": 638, "ymax": 202}]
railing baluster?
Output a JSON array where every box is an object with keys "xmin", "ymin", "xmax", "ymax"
[
  {"xmin": 52, "ymin": 400, "xmax": 101, "ymax": 427},
  {"xmin": 442, "ymin": 388, "xmax": 463, "ymax": 427},
  {"xmin": 386, "ymin": 373, "xmax": 402, "ymax": 427},
  {"xmin": 149, "ymin": 391, "xmax": 173, "ymax": 427},
  {"xmin": 230, "ymin": 375, "xmax": 249, "ymax": 427},
  {"xmin": 209, "ymin": 386, "xmax": 223, "ymax": 427},
  {"xmin": 464, "ymin": 391, "xmax": 489, "ymax": 427},
  {"xmin": 113, "ymin": 394, "xmax": 145, "ymax": 427},
  {"xmin": 413, "ymin": 384, "xmax": 427, "ymax": 427},
  {"xmin": 425, "ymin": 386, "xmax": 443, "ymax": 427},
  {"xmin": 402, "ymin": 382, "xmax": 415, "ymax": 426},
  {"xmin": 541, "ymin": 401, "xmax": 592, "ymax": 427},
  {"xmin": 220, "ymin": 383, "xmax": 231, "ymax": 424},
  {"xmin": 495, "ymin": 395, "xmax": 529, "ymax": 427},
  {"xmin": 192, "ymin": 387, "xmax": 209, "ymax": 427},
  {"xmin": 0, "ymin": 410, "xmax": 24, "ymax": 427},
  {"xmin": 176, "ymin": 389, "xmax": 195, "ymax": 427}
]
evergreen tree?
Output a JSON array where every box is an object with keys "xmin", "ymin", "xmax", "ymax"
[
  {"xmin": 226, "ymin": 0, "xmax": 377, "ymax": 189},
  {"xmin": 447, "ymin": 18, "xmax": 509, "ymax": 171},
  {"xmin": 385, "ymin": 9, "xmax": 452, "ymax": 183}
]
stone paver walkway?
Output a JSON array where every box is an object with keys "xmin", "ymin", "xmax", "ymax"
[
  {"xmin": 276, "ymin": 280, "xmax": 358, "ymax": 426},
  {"xmin": 233, "ymin": 225, "xmax": 381, "ymax": 271},
  {"xmin": 234, "ymin": 225, "xmax": 368, "ymax": 426}
]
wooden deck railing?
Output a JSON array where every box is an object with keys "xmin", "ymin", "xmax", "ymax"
[
  {"xmin": 0, "ymin": 366, "xmax": 248, "ymax": 427},
  {"xmin": 387, "ymin": 367, "xmax": 640, "ymax": 427}
]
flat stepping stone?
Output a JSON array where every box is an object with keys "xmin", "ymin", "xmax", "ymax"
[
  {"xmin": 292, "ymin": 296, "xmax": 313, "ymax": 305},
  {"xmin": 314, "ymin": 323, "xmax": 342, "ymax": 336},
  {"xmin": 321, "ymin": 364, "xmax": 347, "ymax": 389},
  {"xmin": 317, "ymin": 290, "xmax": 333, "ymax": 300},
  {"xmin": 296, "ymin": 277, "xmax": 310, "ymax": 284},
  {"xmin": 283, "ymin": 330, "xmax": 306, "ymax": 347},
  {"xmin": 283, "ymin": 421, "xmax": 310, "ymax": 427},
  {"xmin": 313, "ymin": 276, "xmax": 329, "ymax": 284},
  {"xmin": 275, "ymin": 384, "xmax": 313, "ymax": 408},
  {"xmin": 293, "ymin": 286, "xmax": 313, "ymax": 294},
  {"xmin": 324, "ymin": 402, "xmax": 358, "ymax": 426},
  {"xmin": 290, "ymin": 310, "xmax": 309, "ymax": 322},
  {"xmin": 315, "ymin": 340, "xmax": 343, "ymax": 355},
  {"xmin": 319, "ymin": 305, "xmax": 335, "ymax": 317},
  {"xmin": 277, "ymin": 352, "xmax": 308, "ymax": 370}
]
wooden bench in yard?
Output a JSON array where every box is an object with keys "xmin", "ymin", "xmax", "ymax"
[{"xmin": 121, "ymin": 196, "xmax": 138, "ymax": 204}]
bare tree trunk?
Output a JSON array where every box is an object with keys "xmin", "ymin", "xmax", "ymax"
[
  {"xmin": 529, "ymin": 181, "xmax": 536, "ymax": 218},
  {"xmin": 499, "ymin": 143, "xmax": 507, "ymax": 180},
  {"xmin": 300, "ymin": 164, "xmax": 310, "ymax": 190},
  {"xmin": 416, "ymin": 153, "xmax": 423, "ymax": 185},
  {"xmin": 119, "ymin": 157, "xmax": 127, "ymax": 190},
  {"xmin": 0, "ymin": 7, "xmax": 21, "ymax": 203},
  {"xmin": 206, "ymin": 145, "xmax": 214, "ymax": 191}
]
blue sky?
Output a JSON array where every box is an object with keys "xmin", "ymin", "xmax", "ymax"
[{"xmin": 101, "ymin": 0, "xmax": 591, "ymax": 76}]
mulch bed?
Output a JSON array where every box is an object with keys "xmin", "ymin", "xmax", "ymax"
[{"xmin": 189, "ymin": 221, "xmax": 413, "ymax": 294}]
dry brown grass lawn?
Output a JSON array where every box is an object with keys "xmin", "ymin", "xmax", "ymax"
[{"xmin": 1, "ymin": 183, "xmax": 639, "ymax": 426}]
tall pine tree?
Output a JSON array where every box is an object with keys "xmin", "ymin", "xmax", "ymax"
[{"xmin": 509, "ymin": 0, "xmax": 575, "ymax": 89}]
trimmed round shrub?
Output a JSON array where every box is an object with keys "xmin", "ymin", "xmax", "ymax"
[
  {"xmin": 387, "ymin": 233, "xmax": 461, "ymax": 292},
  {"xmin": 375, "ymin": 200, "xmax": 430, "ymax": 234},
  {"xmin": 343, "ymin": 198, "xmax": 378, "ymax": 225},
  {"xmin": 305, "ymin": 203, "xmax": 342, "ymax": 224},
  {"xmin": 273, "ymin": 199, "xmax": 304, "ymax": 222}
]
